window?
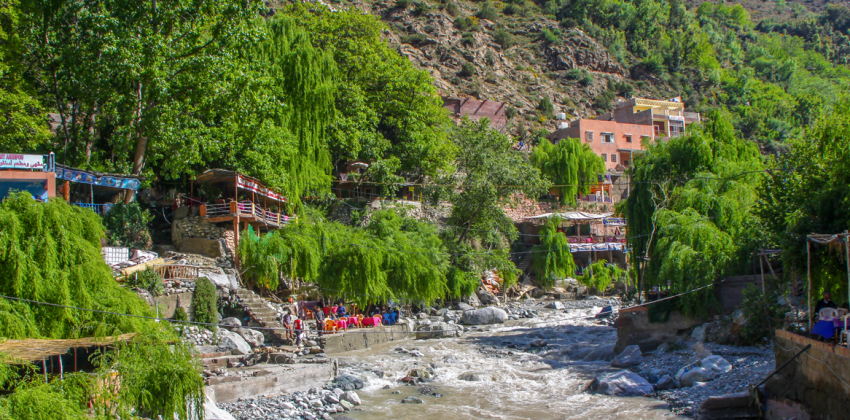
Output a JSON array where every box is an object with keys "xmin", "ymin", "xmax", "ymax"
[
  {"xmin": 625, "ymin": 134, "xmax": 632, "ymax": 143},
  {"xmin": 670, "ymin": 121, "xmax": 685, "ymax": 137},
  {"xmin": 585, "ymin": 131, "xmax": 594, "ymax": 142},
  {"xmin": 611, "ymin": 154, "xmax": 617, "ymax": 163},
  {"xmin": 601, "ymin": 132, "xmax": 614, "ymax": 143},
  {"xmin": 601, "ymin": 153, "xmax": 607, "ymax": 162}
]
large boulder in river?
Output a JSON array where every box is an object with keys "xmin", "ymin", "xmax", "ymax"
[
  {"xmin": 676, "ymin": 366, "xmax": 714, "ymax": 387},
  {"xmin": 545, "ymin": 301, "xmax": 565, "ymax": 310},
  {"xmin": 220, "ymin": 317, "xmax": 241, "ymax": 330},
  {"xmin": 700, "ymin": 355, "xmax": 733, "ymax": 376},
  {"xmin": 461, "ymin": 307, "xmax": 508, "ymax": 325},
  {"xmin": 476, "ymin": 288, "xmax": 498, "ymax": 305},
  {"xmin": 331, "ymin": 375, "xmax": 364, "ymax": 391},
  {"xmin": 416, "ymin": 322, "xmax": 464, "ymax": 339},
  {"xmin": 216, "ymin": 329, "xmax": 251, "ymax": 355},
  {"xmin": 455, "ymin": 302, "xmax": 474, "ymax": 311},
  {"xmin": 591, "ymin": 370, "xmax": 654, "ymax": 397},
  {"xmin": 611, "ymin": 345, "xmax": 643, "ymax": 368},
  {"xmin": 236, "ymin": 327, "xmax": 265, "ymax": 348}
]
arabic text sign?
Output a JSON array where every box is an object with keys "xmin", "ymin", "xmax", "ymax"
[{"xmin": 0, "ymin": 154, "xmax": 44, "ymax": 170}]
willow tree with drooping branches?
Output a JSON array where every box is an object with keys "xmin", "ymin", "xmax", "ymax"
[
  {"xmin": 532, "ymin": 217, "xmax": 576, "ymax": 288},
  {"xmin": 578, "ymin": 259, "xmax": 627, "ymax": 296},
  {"xmin": 531, "ymin": 138, "xmax": 605, "ymax": 205}
]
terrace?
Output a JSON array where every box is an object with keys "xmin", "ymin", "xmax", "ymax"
[{"xmin": 194, "ymin": 169, "xmax": 290, "ymax": 230}]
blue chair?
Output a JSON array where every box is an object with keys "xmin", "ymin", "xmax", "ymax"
[{"xmin": 382, "ymin": 313, "xmax": 391, "ymax": 326}]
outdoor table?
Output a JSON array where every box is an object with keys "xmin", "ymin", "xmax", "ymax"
[
  {"xmin": 812, "ymin": 318, "xmax": 841, "ymax": 339},
  {"xmin": 335, "ymin": 319, "xmax": 347, "ymax": 331},
  {"xmin": 347, "ymin": 316, "xmax": 360, "ymax": 327}
]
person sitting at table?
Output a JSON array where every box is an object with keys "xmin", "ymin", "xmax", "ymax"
[
  {"xmin": 336, "ymin": 302, "xmax": 347, "ymax": 318},
  {"xmin": 815, "ymin": 292, "xmax": 838, "ymax": 316}
]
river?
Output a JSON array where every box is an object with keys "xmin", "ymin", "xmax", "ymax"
[{"xmin": 335, "ymin": 307, "xmax": 683, "ymax": 420}]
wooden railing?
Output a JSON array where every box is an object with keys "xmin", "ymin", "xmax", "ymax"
[
  {"xmin": 199, "ymin": 201, "xmax": 289, "ymax": 226},
  {"xmin": 153, "ymin": 264, "xmax": 200, "ymax": 280}
]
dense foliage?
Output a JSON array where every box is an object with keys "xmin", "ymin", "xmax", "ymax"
[
  {"xmin": 127, "ymin": 267, "xmax": 164, "ymax": 297},
  {"xmin": 531, "ymin": 138, "xmax": 605, "ymax": 205},
  {"xmin": 532, "ymin": 218, "xmax": 576, "ymax": 288},
  {"xmin": 192, "ymin": 277, "xmax": 218, "ymax": 329},
  {"xmin": 0, "ymin": 193, "xmax": 203, "ymax": 419},
  {"xmin": 102, "ymin": 202, "xmax": 153, "ymax": 249},
  {"xmin": 623, "ymin": 111, "xmax": 765, "ymax": 315},
  {"xmin": 758, "ymin": 102, "xmax": 850, "ymax": 305},
  {"xmin": 578, "ymin": 259, "xmax": 626, "ymax": 296}
]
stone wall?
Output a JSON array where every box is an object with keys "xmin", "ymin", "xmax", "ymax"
[
  {"xmin": 764, "ymin": 329, "xmax": 850, "ymax": 420},
  {"xmin": 322, "ymin": 324, "xmax": 412, "ymax": 354},
  {"xmin": 614, "ymin": 306, "xmax": 705, "ymax": 354},
  {"xmin": 172, "ymin": 216, "xmax": 235, "ymax": 261},
  {"xmin": 715, "ymin": 274, "xmax": 779, "ymax": 313},
  {"xmin": 152, "ymin": 291, "xmax": 194, "ymax": 319}
]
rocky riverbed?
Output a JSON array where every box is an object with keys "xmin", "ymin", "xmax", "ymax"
[{"xmin": 216, "ymin": 297, "xmax": 773, "ymax": 419}]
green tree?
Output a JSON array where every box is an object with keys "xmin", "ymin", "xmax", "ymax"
[
  {"xmin": 578, "ymin": 259, "xmax": 626, "ymax": 296},
  {"xmin": 532, "ymin": 218, "xmax": 576, "ymax": 288},
  {"xmin": 437, "ymin": 118, "xmax": 548, "ymax": 288},
  {"xmin": 531, "ymin": 138, "xmax": 604, "ymax": 205}
]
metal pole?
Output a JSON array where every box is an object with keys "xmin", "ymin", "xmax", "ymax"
[
  {"xmin": 759, "ymin": 250, "xmax": 766, "ymax": 293},
  {"xmin": 845, "ymin": 234, "xmax": 850, "ymax": 318},
  {"xmin": 807, "ymin": 240, "xmax": 812, "ymax": 331}
]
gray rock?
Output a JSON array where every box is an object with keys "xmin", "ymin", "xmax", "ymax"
[
  {"xmin": 216, "ymin": 329, "xmax": 252, "ymax": 355},
  {"xmin": 654, "ymin": 375, "xmax": 677, "ymax": 391},
  {"xmin": 455, "ymin": 302, "xmax": 474, "ymax": 311},
  {"xmin": 415, "ymin": 321, "xmax": 464, "ymax": 339},
  {"xmin": 691, "ymin": 324, "xmax": 707, "ymax": 342},
  {"xmin": 339, "ymin": 400, "xmax": 353, "ymax": 410},
  {"xmin": 594, "ymin": 370, "xmax": 654, "ymax": 397},
  {"xmin": 324, "ymin": 394, "xmax": 339, "ymax": 404},
  {"xmin": 341, "ymin": 391, "xmax": 361, "ymax": 406},
  {"xmin": 530, "ymin": 339, "xmax": 547, "ymax": 347},
  {"xmin": 461, "ymin": 307, "xmax": 508, "ymax": 325},
  {"xmin": 220, "ymin": 317, "xmax": 242, "ymax": 329},
  {"xmin": 546, "ymin": 301, "xmax": 565, "ymax": 310},
  {"xmin": 530, "ymin": 288, "xmax": 546, "ymax": 298},
  {"xmin": 676, "ymin": 366, "xmax": 714, "ymax": 387},
  {"xmin": 235, "ymin": 327, "xmax": 265, "ymax": 348},
  {"xmin": 332, "ymin": 375, "xmax": 364, "ymax": 391},
  {"xmin": 611, "ymin": 345, "xmax": 643, "ymax": 368},
  {"xmin": 476, "ymin": 288, "xmax": 498, "ymax": 305},
  {"xmin": 700, "ymin": 355, "xmax": 733, "ymax": 376},
  {"xmin": 401, "ymin": 396, "xmax": 424, "ymax": 404},
  {"xmin": 458, "ymin": 372, "xmax": 488, "ymax": 381}
]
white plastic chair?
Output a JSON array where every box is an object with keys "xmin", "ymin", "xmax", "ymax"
[
  {"xmin": 843, "ymin": 314, "xmax": 850, "ymax": 348},
  {"xmin": 819, "ymin": 307, "xmax": 839, "ymax": 321},
  {"xmin": 838, "ymin": 308, "xmax": 849, "ymax": 318}
]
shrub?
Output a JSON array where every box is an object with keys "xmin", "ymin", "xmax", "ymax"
[
  {"xmin": 192, "ymin": 277, "xmax": 218, "ymax": 330},
  {"xmin": 614, "ymin": 81, "xmax": 633, "ymax": 97},
  {"xmin": 642, "ymin": 53, "xmax": 664, "ymax": 75},
  {"xmin": 476, "ymin": 2, "xmax": 498, "ymax": 20},
  {"xmin": 401, "ymin": 33, "xmax": 427, "ymax": 45},
  {"xmin": 173, "ymin": 306, "xmax": 188, "ymax": 322},
  {"xmin": 540, "ymin": 28, "xmax": 558, "ymax": 45},
  {"xmin": 458, "ymin": 61, "xmax": 476, "ymax": 77},
  {"xmin": 593, "ymin": 90, "xmax": 615, "ymax": 111},
  {"xmin": 445, "ymin": 1, "xmax": 460, "ymax": 15},
  {"xmin": 503, "ymin": 3, "xmax": 521, "ymax": 15},
  {"xmin": 559, "ymin": 18, "xmax": 578, "ymax": 28},
  {"xmin": 505, "ymin": 105, "xmax": 518, "ymax": 119},
  {"xmin": 566, "ymin": 68, "xmax": 584, "ymax": 80},
  {"xmin": 739, "ymin": 284, "xmax": 786, "ymax": 344},
  {"xmin": 413, "ymin": 1, "xmax": 431, "ymax": 15},
  {"xmin": 493, "ymin": 28, "xmax": 514, "ymax": 47},
  {"xmin": 102, "ymin": 202, "xmax": 153, "ymax": 249},
  {"xmin": 485, "ymin": 50, "xmax": 496, "ymax": 65},
  {"xmin": 424, "ymin": 24, "xmax": 436, "ymax": 33},
  {"xmin": 396, "ymin": 0, "xmax": 411, "ymax": 8},
  {"xmin": 537, "ymin": 96, "xmax": 555, "ymax": 118},
  {"xmin": 127, "ymin": 267, "xmax": 164, "ymax": 296},
  {"xmin": 454, "ymin": 16, "xmax": 474, "ymax": 30},
  {"xmin": 579, "ymin": 74, "xmax": 593, "ymax": 86},
  {"xmin": 461, "ymin": 32, "xmax": 476, "ymax": 46}
]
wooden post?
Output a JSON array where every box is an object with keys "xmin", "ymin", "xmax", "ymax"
[
  {"xmin": 807, "ymin": 240, "xmax": 812, "ymax": 331},
  {"xmin": 759, "ymin": 250, "xmax": 766, "ymax": 293},
  {"xmin": 234, "ymin": 217, "xmax": 240, "ymax": 268},
  {"xmin": 58, "ymin": 353, "xmax": 63, "ymax": 380},
  {"xmin": 845, "ymin": 234, "xmax": 850, "ymax": 322}
]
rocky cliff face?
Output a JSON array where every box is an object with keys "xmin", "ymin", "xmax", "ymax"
[{"xmin": 352, "ymin": 0, "xmax": 676, "ymax": 134}]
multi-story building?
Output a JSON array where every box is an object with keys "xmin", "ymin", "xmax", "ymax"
[{"xmin": 596, "ymin": 96, "xmax": 701, "ymax": 139}]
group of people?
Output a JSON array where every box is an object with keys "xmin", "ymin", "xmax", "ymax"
[{"xmin": 281, "ymin": 301, "xmax": 350, "ymax": 346}]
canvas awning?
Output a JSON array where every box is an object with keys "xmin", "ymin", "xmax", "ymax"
[
  {"xmin": 805, "ymin": 233, "xmax": 850, "ymax": 333},
  {"xmin": 195, "ymin": 169, "xmax": 286, "ymax": 203},
  {"xmin": 525, "ymin": 211, "xmax": 614, "ymax": 220},
  {"xmin": 56, "ymin": 164, "xmax": 142, "ymax": 191}
]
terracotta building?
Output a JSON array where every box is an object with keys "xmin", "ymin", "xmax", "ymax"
[
  {"xmin": 548, "ymin": 119, "xmax": 655, "ymax": 171},
  {"xmin": 597, "ymin": 97, "xmax": 701, "ymax": 138},
  {"xmin": 443, "ymin": 96, "xmax": 507, "ymax": 131},
  {"xmin": 0, "ymin": 153, "xmax": 56, "ymax": 201}
]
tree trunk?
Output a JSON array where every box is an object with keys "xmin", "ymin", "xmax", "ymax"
[{"xmin": 84, "ymin": 105, "xmax": 97, "ymax": 166}]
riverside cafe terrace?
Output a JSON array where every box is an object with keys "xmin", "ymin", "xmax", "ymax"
[{"xmin": 0, "ymin": 153, "xmax": 56, "ymax": 201}]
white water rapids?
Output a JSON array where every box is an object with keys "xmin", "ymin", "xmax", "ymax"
[{"xmin": 335, "ymin": 307, "xmax": 683, "ymax": 420}]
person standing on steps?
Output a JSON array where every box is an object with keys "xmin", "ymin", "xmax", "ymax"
[
  {"xmin": 283, "ymin": 310, "xmax": 294, "ymax": 341},
  {"xmin": 314, "ymin": 303, "xmax": 326, "ymax": 337}
]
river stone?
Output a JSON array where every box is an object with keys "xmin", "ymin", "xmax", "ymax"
[
  {"xmin": 339, "ymin": 400, "xmax": 353, "ymax": 410},
  {"xmin": 461, "ymin": 307, "xmax": 508, "ymax": 325},
  {"xmin": 220, "ymin": 317, "xmax": 241, "ymax": 329},
  {"xmin": 324, "ymin": 394, "xmax": 339, "ymax": 404},
  {"xmin": 341, "ymin": 391, "xmax": 361, "ymax": 406},
  {"xmin": 692, "ymin": 324, "xmax": 708, "ymax": 342},
  {"xmin": 595, "ymin": 305, "xmax": 614, "ymax": 318},
  {"xmin": 216, "ymin": 329, "xmax": 251, "ymax": 355},
  {"xmin": 455, "ymin": 302, "xmax": 474, "ymax": 311},
  {"xmin": 401, "ymin": 396, "xmax": 424, "ymax": 404},
  {"xmin": 332, "ymin": 375, "xmax": 364, "ymax": 391},
  {"xmin": 235, "ymin": 327, "xmax": 265, "ymax": 348},
  {"xmin": 701, "ymin": 355, "xmax": 733, "ymax": 376},
  {"xmin": 594, "ymin": 370, "xmax": 654, "ymax": 397},
  {"xmin": 677, "ymin": 366, "xmax": 715, "ymax": 387},
  {"xmin": 530, "ymin": 339, "xmax": 547, "ymax": 347},
  {"xmin": 545, "ymin": 301, "xmax": 565, "ymax": 310},
  {"xmin": 531, "ymin": 287, "xmax": 546, "ymax": 298},
  {"xmin": 436, "ymin": 308, "xmax": 449, "ymax": 316},
  {"xmin": 476, "ymin": 288, "xmax": 498, "ymax": 305},
  {"xmin": 458, "ymin": 372, "xmax": 488, "ymax": 381},
  {"xmin": 415, "ymin": 322, "xmax": 464, "ymax": 339},
  {"xmin": 611, "ymin": 345, "xmax": 643, "ymax": 368},
  {"xmin": 654, "ymin": 375, "xmax": 677, "ymax": 391}
]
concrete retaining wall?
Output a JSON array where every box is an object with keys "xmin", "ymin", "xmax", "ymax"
[
  {"xmin": 322, "ymin": 324, "xmax": 412, "ymax": 354},
  {"xmin": 152, "ymin": 291, "xmax": 194, "ymax": 319},
  {"xmin": 764, "ymin": 329, "xmax": 850, "ymax": 420},
  {"xmin": 208, "ymin": 362, "xmax": 338, "ymax": 403},
  {"xmin": 614, "ymin": 307, "xmax": 704, "ymax": 354}
]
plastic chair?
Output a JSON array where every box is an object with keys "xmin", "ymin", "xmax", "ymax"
[
  {"xmin": 838, "ymin": 308, "xmax": 849, "ymax": 318},
  {"xmin": 843, "ymin": 314, "xmax": 850, "ymax": 348},
  {"xmin": 323, "ymin": 319, "xmax": 337, "ymax": 334},
  {"xmin": 819, "ymin": 308, "xmax": 839, "ymax": 320}
]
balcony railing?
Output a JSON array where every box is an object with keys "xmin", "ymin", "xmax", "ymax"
[
  {"xmin": 200, "ymin": 201, "xmax": 289, "ymax": 227},
  {"xmin": 72, "ymin": 202, "xmax": 111, "ymax": 215},
  {"xmin": 577, "ymin": 194, "xmax": 613, "ymax": 203}
]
